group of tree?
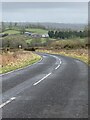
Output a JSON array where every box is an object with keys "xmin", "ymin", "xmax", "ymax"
[{"xmin": 48, "ymin": 30, "xmax": 88, "ymax": 39}]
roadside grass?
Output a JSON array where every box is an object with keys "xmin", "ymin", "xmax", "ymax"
[
  {"xmin": 25, "ymin": 28, "xmax": 48, "ymax": 34},
  {"xmin": 36, "ymin": 38, "xmax": 89, "ymax": 65},
  {"xmin": 0, "ymin": 51, "xmax": 41, "ymax": 74},
  {"xmin": 37, "ymin": 49, "xmax": 89, "ymax": 65}
]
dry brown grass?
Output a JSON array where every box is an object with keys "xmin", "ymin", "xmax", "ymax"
[
  {"xmin": 37, "ymin": 48, "xmax": 89, "ymax": 65},
  {"xmin": 0, "ymin": 50, "xmax": 41, "ymax": 73},
  {"xmin": 1, "ymin": 51, "xmax": 35, "ymax": 66}
]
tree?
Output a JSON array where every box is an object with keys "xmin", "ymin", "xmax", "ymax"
[
  {"xmin": 48, "ymin": 31, "xmax": 54, "ymax": 38},
  {"xmin": 55, "ymin": 31, "xmax": 59, "ymax": 38}
]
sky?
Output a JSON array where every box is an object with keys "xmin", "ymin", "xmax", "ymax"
[
  {"xmin": 1, "ymin": 0, "xmax": 89, "ymax": 2},
  {"xmin": 1, "ymin": 2, "xmax": 88, "ymax": 24}
]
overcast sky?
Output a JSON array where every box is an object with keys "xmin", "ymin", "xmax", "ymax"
[
  {"xmin": 1, "ymin": 0, "xmax": 89, "ymax": 2},
  {"xmin": 2, "ymin": 2, "xmax": 88, "ymax": 24}
]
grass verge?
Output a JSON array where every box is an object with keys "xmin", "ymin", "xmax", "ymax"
[
  {"xmin": 0, "ymin": 51, "xmax": 41, "ymax": 74},
  {"xmin": 37, "ymin": 49, "xmax": 89, "ymax": 65}
]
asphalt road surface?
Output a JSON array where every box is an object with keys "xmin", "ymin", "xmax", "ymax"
[{"xmin": 0, "ymin": 53, "xmax": 88, "ymax": 118}]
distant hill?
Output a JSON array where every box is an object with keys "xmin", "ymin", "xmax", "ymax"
[
  {"xmin": 39, "ymin": 23, "xmax": 87, "ymax": 31},
  {"xmin": 3, "ymin": 22, "xmax": 87, "ymax": 31},
  {"xmin": 22, "ymin": 22, "xmax": 87, "ymax": 31}
]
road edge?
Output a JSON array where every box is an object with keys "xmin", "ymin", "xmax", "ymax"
[{"xmin": 0, "ymin": 53, "xmax": 43, "ymax": 76}]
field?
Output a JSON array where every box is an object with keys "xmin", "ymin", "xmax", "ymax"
[
  {"xmin": 2, "ymin": 30, "xmax": 20, "ymax": 34},
  {"xmin": 26, "ymin": 38, "xmax": 49, "ymax": 44},
  {"xmin": 1, "ymin": 28, "xmax": 48, "ymax": 35},
  {"xmin": 0, "ymin": 50, "xmax": 41, "ymax": 74},
  {"xmin": 1, "ymin": 28, "xmax": 89, "ymax": 68},
  {"xmin": 25, "ymin": 28, "xmax": 48, "ymax": 34}
]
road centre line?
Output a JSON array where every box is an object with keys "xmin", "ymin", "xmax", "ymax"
[
  {"xmin": 0, "ymin": 55, "xmax": 62, "ymax": 108},
  {"xmin": 59, "ymin": 59, "xmax": 62, "ymax": 64},
  {"xmin": 55, "ymin": 65, "xmax": 61, "ymax": 70},
  {"xmin": 0, "ymin": 97, "xmax": 16, "ymax": 109},
  {"xmin": 55, "ymin": 58, "xmax": 62, "ymax": 70},
  {"xmin": 33, "ymin": 73, "xmax": 52, "ymax": 86}
]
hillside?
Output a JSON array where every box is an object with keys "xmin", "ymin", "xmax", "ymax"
[
  {"xmin": 31, "ymin": 22, "xmax": 87, "ymax": 31},
  {"xmin": 2, "ymin": 22, "xmax": 87, "ymax": 31}
]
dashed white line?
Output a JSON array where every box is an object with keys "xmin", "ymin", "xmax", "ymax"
[
  {"xmin": 0, "ymin": 55, "xmax": 62, "ymax": 108},
  {"xmin": 0, "ymin": 97, "xmax": 16, "ymax": 109},
  {"xmin": 55, "ymin": 65, "xmax": 60, "ymax": 70},
  {"xmin": 59, "ymin": 59, "xmax": 62, "ymax": 64},
  {"xmin": 33, "ymin": 73, "xmax": 52, "ymax": 86},
  {"xmin": 55, "ymin": 59, "xmax": 62, "ymax": 70}
]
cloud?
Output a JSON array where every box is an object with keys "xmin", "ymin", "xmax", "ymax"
[
  {"xmin": 2, "ymin": 2, "xmax": 88, "ymax": 11},
  {"xmin": 2, "ymin": 2, "xmax": 88, "ymax": 23},
  {"xmin": 1, "ymin": 0, "xmax": 89, "ymax": 2}
]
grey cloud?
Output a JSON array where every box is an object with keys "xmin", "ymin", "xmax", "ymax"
[{"xmin": 2, "ymin": 2, "xmax": 88, "ymax": 11}]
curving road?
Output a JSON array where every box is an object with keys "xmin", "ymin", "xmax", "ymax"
[{"xmin": 0, "ymin": 52, "xmax": 88, "ymax": 118}]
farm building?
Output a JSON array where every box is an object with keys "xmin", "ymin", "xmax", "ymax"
[
  {"xmin": 31, "ymin": 33, "xmax": 42, "ymax": 38},
  {"xmin": 42, "ymin": 34, "xmax": 49, "ymax": 38},
  {"xmin": 24, "ymin": 32, "xmax": 32, "ymax": 36}
]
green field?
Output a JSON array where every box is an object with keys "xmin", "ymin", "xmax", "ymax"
[
  {"xmin": 26, "ymin": 38, "xmax": 49, "ymax": 44},
  {"xmin": 2, "ymin": 28, "xmax": 48, "ymax": 35},
  {"xmin": 3, "ymin": 30, "xmax": 20, "ymax": 34},
  {"xmin": 25, "ymin": 28, "xmax": 48, "ymax": 34}
]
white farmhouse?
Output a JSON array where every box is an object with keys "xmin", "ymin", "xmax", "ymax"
[{"xmin": 42, "ymin": 34, "xmax": 49, "ymax": 38}]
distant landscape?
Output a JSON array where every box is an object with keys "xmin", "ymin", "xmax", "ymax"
[
  {"xmin": 1, "ymin": 2, "xmax": 88, "ymax": 118},
  {"xmin": 0, "ymin": 22, "xmax": 88, "ymax": 73}
]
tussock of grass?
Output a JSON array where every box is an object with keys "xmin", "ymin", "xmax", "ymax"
[{"xmin": 0, "ymin": 51, "xmax": 41, "ymax": 74}]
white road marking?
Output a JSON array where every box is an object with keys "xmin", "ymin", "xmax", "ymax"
[
  {"xmin": 59, "ymin": 59, "xmax": 62, "ymax": 64},
  {"xmin": 33, "ymin": 73, "xmax": 52, "ymax": 86},
  {"xmin": 33, "ymin": 55, "xmax": 62, "ymax": 85},
  {"xmin": 55, "ymin": 65, "xmax": 60, "ymax": 70},
  {"xmin": 0, "ymin": 97, "xmax": 16, "ymax": 109},
  {"xmin": 55, "ymin": 59, "xmax": 62, "ymax": 70}
]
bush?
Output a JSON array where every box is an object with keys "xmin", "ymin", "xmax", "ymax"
[
  {"xmin": 24, "ymin": 47, "xmax": 35, "ymax": 51},
  {"xmin": 49, "ymin": 39, "xmax": 87, "ymax": 49}
]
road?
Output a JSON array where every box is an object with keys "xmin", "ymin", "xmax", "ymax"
[{"xmin": 0, "ymin": 53, "xmax": 88, "ymax": 118}]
